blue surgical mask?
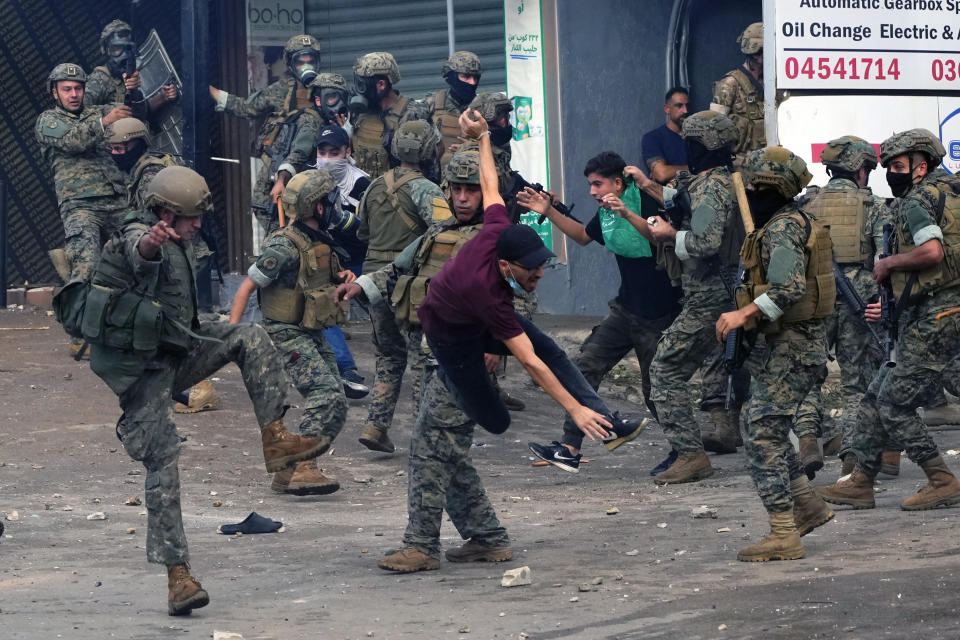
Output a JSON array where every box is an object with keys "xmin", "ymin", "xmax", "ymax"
[{"xmin": 506, "ymin": 265, "xmax": 525, "ymax": 293}]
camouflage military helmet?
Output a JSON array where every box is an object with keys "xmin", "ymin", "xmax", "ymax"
[
  {"xmin": 391, "ymin": 120, "xmax": 440, "ymax": 164},
  {"xmin": 682, "ymin": 111, "xmax": 738, "ymax": 150},
  {"xmin": 879, "ymin": 128, "xmax": 946, "ymax": 167},
  {"xmin": 281, "ymin": 169, "xmax": 337, "ymax": 221},
  {"xmin": 354, "ymin": 52, "xmax": 401, "ymax": 85},
  {"xmin": 467, "ymin": 92, "xmax": 513, "ymax": 123},
  {"xmin": 445, "ymin": 148, "xmax": 480, "ymax": 185},
  {"xmin": 100, "ymin": 19, "xmax": 132, "ymax": 54},
  {"xmin": 442, "ymin": 51, "xmax": 482, "ymax": 78},
  {"xmin": 105, "ymin": 117, "xmax": 149, "ymax": 144},
  {"xmin": 284, "ymin": 34, "xmax": 322, "ymax": 58},
  {"xmin": 820, "ymin": 135, "xmax": 877, "ymax": 171},
  {"xmin": 738, "ymin": 22, "xmax": 763, "ymax": 55},
  {"xmin": 743, "ymin": 146, "xmax": 812, "ymax": 199},
  {"xmin": 310, "ymin": 72, "xmax": 348, "ymax": 92},
  {"xmin": 47, "ymin": 63, "xmax": 86, "ymax": 91},
  {"xmin": 143, "ymin": 166, "xmax": 212, "ymax": 217}
]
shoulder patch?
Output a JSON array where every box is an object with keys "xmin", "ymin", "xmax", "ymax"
[
  {"xmin": 431, "ymin": 197, "xmax": 452, "ymax": 221},
  {"xmin": 261, "ymin": 256, "xmax": 278, "ymax": 271},
  {"xmin": 38, "ymin": 115, "xmax": 68, "ymax": 139}
]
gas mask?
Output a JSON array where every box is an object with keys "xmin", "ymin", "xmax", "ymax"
[
  {"xmin": 349, "ymin": 73, "xmax": 384, "ymax": 114},
  {"xmin": 111, "ymin": 139, "xmax": 146, "ymax": 173},
  {"xmin": 316, "ymin": 88, "xmax": 348, "ymax": 124},
  {"xmin": 105, "ymin": 33, "xmax": 137, "ymax": 79},
  {"xmin": 445, "ymin": 71, "xmax": 478, "ymax": 107},
  {"xmin": 317, "ymin": 187, "xmax": 356, "ymax": 232},
  {"xmin": 288, "ymin": 51, "xmax": 319, "ymax": 86}
]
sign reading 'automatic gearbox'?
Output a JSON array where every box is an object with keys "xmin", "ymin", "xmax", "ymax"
[{"xmin": 776, "ymin": 0, "xmax": 960, "ymax": 90}]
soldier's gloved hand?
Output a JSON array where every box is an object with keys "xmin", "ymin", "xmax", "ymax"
[
  {"xmin": 123, "ymin": 71, "xmax": 142, "ymax": 91},
  {"xmin": 336, "ymin": 270, "xmax": 356, "ymax": 285},
  {"xmin": 335, "ymin": 282, "xmax": 363, "ymax": 303},
  {"xmin": 103, "ymin": 105, "xmax": 133, "ymax": 126}
]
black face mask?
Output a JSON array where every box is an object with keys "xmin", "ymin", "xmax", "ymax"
[
  {"xmin": 315, "ymin": 88, "xmax": 348, "ymax": 124},
  {"xmin": 745, "ymin": 188, "xmax": 790, "ymax": 226},
  {"xmin": 445, "ymin": 71, "xmax": 478, "ymax": 106},
  {"xmin": 105, "ymin": 33, "xmax": 136, "ymax": 78},
  {"xmin": 490, "ymin": 124, "xmax": 513, "ymax": 147},
  {"xmin": 111, "ymin": 139, "xmax": 146, "ymax": 173},
  {"xmin": 685, "ymin": 139, "xmax": 732, "ymax": 175},
  {"xmin": 886, "ymin": 169, "xmax": 914, "ymax": 198},
  {"xmin": 419, "ymin": 159, "xmax": 441, "ymax": 185}
]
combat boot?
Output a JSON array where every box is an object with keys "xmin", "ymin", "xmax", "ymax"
[
  {"xmin": 173, "ymin": 380, "xmax": 221, "ymax": 414},
  {"xmin": 840, "ymin": 453, "xmax": 856, "ymax": 476},
  {"xmin": 445, "ymin": 539, "xmax": 513, "ymax": 563},
  {"xmin": 702, "ymin": 408, "xmax": 738, "ymax": 454},
  {"xmin": 822, "ymin": 434, "xmax": 842, "ymax": 457},
  {"xmin": 68, "ymin": 342, "xmax": 90, "ymax": 360},
  {"xmin": 730, "ymin": 404, "xmax": 744, "ymax": 447},
  {"xmin": 737, "ymin": 511, "xmax": 805, "ymax": 562},
  {"xmin": 901, "ymin": 455, "xmax": 960, "ymax": 511},
  {"xmin": 271, "ymin": 459, "xmax": 340, "ymax": 496},
  {"xmin": 653, "ymin": 451, "xmax": 714, "ymax": 484},
  {"xmin": 167, "ymin": 564, "xmax": 209, "ymax": 616},
  {"xmin": 880, "ymin": 450, "xmax": 901, "ymax": 476},
  {"xmin": 790, "ymin": 475, "xmax": 834, "ymax": 536},
  {"xmin": 359, "ymin": 425, "xmax": 395, "ymax": 453},
  {"xmin": 816, "ymin": 465, "xmax": 875, "ymax": 509},
  {"xmin": 500, "ymin": 389, "xmax": 526, "ymax": 411},
  {"xmin": 260, "ymin": 421, "xmax": 330, "ymax": 473},
  {"xmin": 799, "ymin": 436, "xmax": 824, "ymax": 480},
  {"xmin": 378, "ymin": 547, "xmax": 440, "ymax": 572}
]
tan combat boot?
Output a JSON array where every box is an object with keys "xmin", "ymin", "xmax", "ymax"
[
  {"xmin": 816, "ymin": 465, "xmax": 876, "ymax": 509},
  {"xmin": 167, "ymin": 564, "xmax": 209, "ymax": 616},
  {"xmin": 702, "ymin": 408, "xmax": 738, "ymax": 454},
  {"xmin": 445, "ymin": 539, "xmax": 514, "ymax": 563},
  {"xmin": 653, "ymin": 451, "xmax": 714, "ymax": 484},
  {"xmin": 880, "ymin": 450, "xmax": 901, "ymax": 476},
  {"xmin": 270, "ymin": 459, "xmax": 340, "ymax": 496},
  {"xmin": 790, "ymin": 475, "xmax": 835, "ymax": 536},
  {"xmin": 901, "ymin": 455, "xmax": 960, "ymax": 511},
  {"xmin": 737, "ymin": 511, "xmax": 805, "ymax": 562},
  {"xmin": 799, "ymin": 435, "xmax": 824, "ymax": 479},
  {"xmin": 174, "ymin": 380, "xmax": 221, "ymax": 414},
  {"xmin": 68, "ymin": 342, "xmax": 90, "ymax": 360},
  {"xmin": 822, "ymin": 434, "xmax": 842, "ymax": 457},
  {"xmin": 359, "ymin": 425, "xmax": 395, "ymax": 453},
  {"xmin": 840, "ymin": 454, "xmax": 856, "ymax": 476},
  {"xmin": 377, "ymin": 547, "xmax": 440, "ymax": 572},
  {"xmin": 260, "ymin": 421, "xmax": 330, "ymax": 473}
]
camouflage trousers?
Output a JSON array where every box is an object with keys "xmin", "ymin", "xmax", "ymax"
[
  {"xmin": 95, "ymin": 321, "xmax": 289, "ymax": 566},
  {"xmin": 650, "ymin": 289, "xmax": 750, "ymax": 455},
  {"xmin": 848, "ymin": 298, "xmax": 960, "ymax": 477},
  {"xmin": 561, "ymin": 299, "xmax": 676, "ymax": 450},
  {"xmin": 743, "ymin": 330, "xmax": 827, "ymax": 513},
  {"xmin": 401, "ymin": 368, "xmax": 509, "ymax": 558},
  {"xmin": 364, "ymin": 298, "xmax": 426, "ymax": 434},
  {"xmin": 264, "ymin": 322, "xmax": 347, "ymax": 440},
  {"xmin": 60, "ymin": 196, "xmax": 128, "ymax": 281}
]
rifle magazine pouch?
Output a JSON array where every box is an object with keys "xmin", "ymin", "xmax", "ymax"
[
  {"xmin": 102, "ymin": 290, "xmax": 142, "ymax": 349},
  {"xmin": 391, "ymin": 274, "xmax": 415, "ymax": 325},
  {"xmin": 81, "ymin": 283, "xmax": 114, "ymax": 342},
  {"xmin": 656, "ymin": 243, "xmax": 683, "ymax": 284},
  {"xmin": 52, "ymin": 279, "xmax": 90, "ymax": 339},
  {"xmin": 301, "ymin": 286, "xmax": 343, "ymax": 329},
  {"xmin": 260, "ymin": 288, "xmax": 304, "ymax": 325}
]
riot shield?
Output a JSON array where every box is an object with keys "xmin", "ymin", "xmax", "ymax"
[{"xmin": 136, "ymin": 29, "xmax": 184, "ymax": 157}]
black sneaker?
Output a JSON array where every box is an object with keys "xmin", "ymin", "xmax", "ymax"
[
  {"xmin": 650, "ymin": 449, "xmax": 678, "ymax": 476},
  {"xmin": 602, "ymin": 413, "xmax": 649, "ymax": 451},
  {"xmin": 342, "ymin": 369, "xmax": 370, "ymax": 399},
  {"xmin": 529, "ymin": 441, "xmax": 581, "ymax": 473}
]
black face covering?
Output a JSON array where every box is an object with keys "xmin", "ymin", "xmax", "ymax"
[
  {"xmin": 745, "ymin": 188, "xmax": 790, "ymax": 226},
  {"xmin": 445, "ymin": 71, "xmax": 478, "ymax": 106},
  {"xmin": 111, "ymin": 139, "xmax": 146, "ymax": 173},
  {"xmin": 105, "ymin": 33, "xmax": 136, "ymax": 78},
  {"xmin": 419, "ymin": 159, "xmax": 441, "ymax": 185},
  {"xmin": 490, "ymin": 124, "xmax": 513, "ymax": 147},
  {"xmin": 685, "ymin": 139, "xmax": 732, "ymax": 175},
  {"xmin": 886, "ymin": 169, "xmax": 914, "ymax": 198}
]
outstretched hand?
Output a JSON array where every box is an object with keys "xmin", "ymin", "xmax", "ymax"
[
  {"xmin": 459, "ymin": 109, "xmax": 489, "ymax": 139},
  {"xmin": 570, "ymin": 405, "xmax": 612, "ymax": 441},
  {"xmin": 515, "ymin": 187, "xmax": 551, "ymax": 215},
  {"xmin": 335, "ymin": 282, "xmax": 362, "ymax": 303},
  {"xmin": 138, "ymin": 220, "xmax": 180, "ymax": 258}
]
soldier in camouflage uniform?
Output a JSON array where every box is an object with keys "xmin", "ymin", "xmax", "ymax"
[
  {"xmin": 84, "ymin": 20, "xmax": 178, "ymax": 123},
  {"xmin": 710, "ymin": 23, "xmax": 786, "ymax": 167},
  {"xmin": 210, "ymin": 34, "xmax": 324, "ymax": 235},
  {"xmin": 715, "ymin": 147, "xmax": 836, "ymax": 562},
  {"xmin": 36, "ymin": 63, "xmax": 132, "ymax": 356},
  {"xmin": 425, "ymin": 51, "xmax": 483, "ymax": 168},
  {"xmin": 230, "ymin": 170, "xmax": 356, "ymax": 496},
  {"xmin": 818, "ymin": 129, "xmax": 960, "ymax": 512},
  {"xmin": 640, "ymin": 111, "xmax": 748, "ymax": 483},
  {"xmin": 349, "ymin": 52, "xmax": 429, "ymax": 180},
  {"xmin": 354, "ymin": 120, "xmax": 452, "ymax": 453},
  {"xmin": 83, "ymin": 166, "xmax": 327, "ymax": 614},
  {"xmin": 310, "ymin": 72, "xmax": 351, "ymax": 130}
]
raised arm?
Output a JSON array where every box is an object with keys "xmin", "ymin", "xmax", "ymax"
[{"xmin": 459, "ymin": 110, "xmax": 504, "ymax": 208}]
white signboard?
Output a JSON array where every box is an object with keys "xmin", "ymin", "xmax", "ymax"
[
  {"xmin": 247, "ymin": 0, "xmax": 305, "ymax": 46},
  {"xmin": 775, "ymin": 0, "xmax": 960, "ymax": 90}
]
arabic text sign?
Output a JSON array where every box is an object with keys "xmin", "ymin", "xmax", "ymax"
[{"xmin": 775, "ymin": 0, "xmax": 960, "ymax": 90}]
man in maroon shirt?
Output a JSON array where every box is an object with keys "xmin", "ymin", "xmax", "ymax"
[{"xmin": 374, "ymin": 110, "xmax": 646, "ymax": 572}]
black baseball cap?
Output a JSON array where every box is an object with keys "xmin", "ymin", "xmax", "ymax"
[
  {"xmin": 317, "ymin": 125, "xmax": 349, "ymax": 149},
  {"xmin": 496, "ymin": 224, "xmax": 555, "ymax": 269}
]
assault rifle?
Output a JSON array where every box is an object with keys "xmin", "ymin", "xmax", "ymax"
[
  {"xmin": 831, "ymin": 260, "xmax": 887, "ymax": 350},
  {"xmin": 723, "ymin": 172, "xmax": 757, "ymax": 409},
  {"xmin": 262, "ymin": 113, "xmax": 300, "ymax": 170},
  {"xmin": 121, "ymin": 43, "xmax": 148, "ymax": 121},
  {"xmin": 879, "ymin": 223, "xmax": 898, "ymax": 366},
  {"xmin": 505, "ymin": 171, "xmax": 574, "ymax": 224}
]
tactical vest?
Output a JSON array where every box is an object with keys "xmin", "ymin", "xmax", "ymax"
[
  {"xmin": 352, "ymin": 95, "xmax": 410, "ymax": 179},
  {"xmin": 391, "ymin": 222, "xmax": 483, "ymax": 327},
  {"xmin": 803, "ymin": 184, "xmax": 872, "ymax": 265},
  {"xmin": 362, "ymin": 168, "xmax": 430, "ymax": 271},
  {"xmin": 81, "ymin": 212, "xmax": 197, "ymax": 354},
  {"xmin": 259, "ymin": 226, "xmax": 345, "ymax": 329},
  {"xmin": 735, "ymin": 210, "xmax": 836, "ymax": 334},
  {"xmin": 93, "ymin": 66, "xmax": 125, "ymax": 104},
  {"xmin": 715, "ymin": 69, "xmax": 765, "ymax": 155},
  {"xmin": 129, "ymin": 152, "xmax": 177, "ymax": 209},
  {"xmin": 891, "ymin": 176, "xmax": 960, "ymax": 301},
  {"xmin": 432, "ymin": 90, "xmax": 463, "ymax": 169}
]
